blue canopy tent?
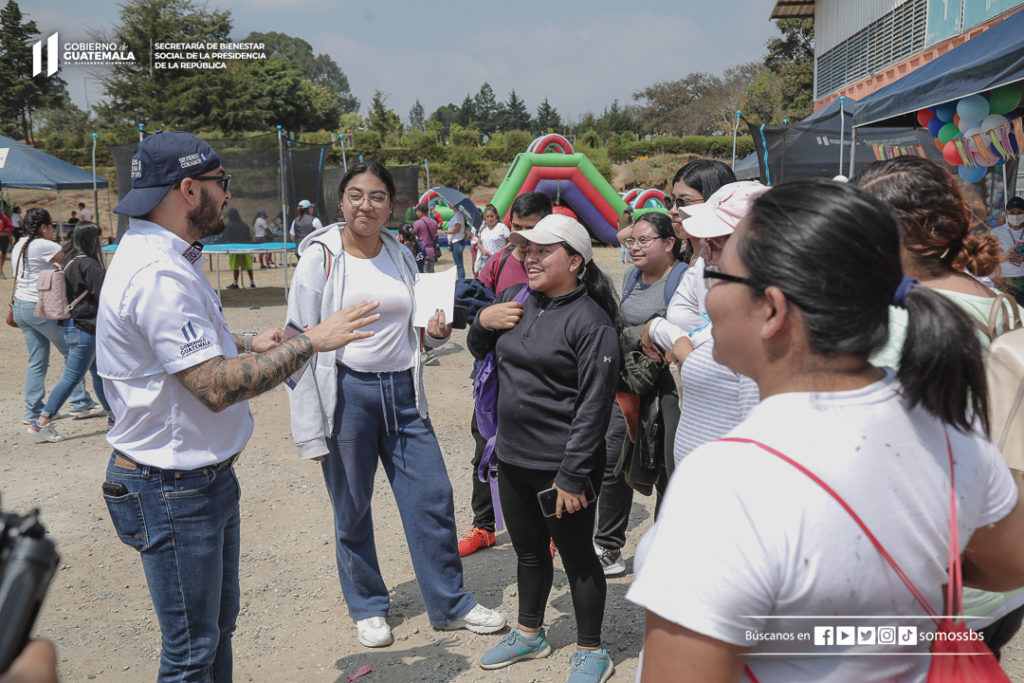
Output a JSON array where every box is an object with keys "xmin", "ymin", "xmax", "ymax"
[
  {"xmin": 0, "ymin": 134, "xmax": 108, "ymax": 230},
  {"xmin": 850, "ymin": 8, "xmax": 1024, "ymax": 190}
]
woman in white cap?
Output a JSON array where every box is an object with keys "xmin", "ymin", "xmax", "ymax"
[
  {"xmin": 644, "ymin": 181, "xmax": 765, "ymax": 465},
  {"xmin": 467, "ymin": 214, "xmax": 620, "ymax": 682},
  {"xmin": 628, "ymin": 178, "xmax": 1024, "ymax": 681}
]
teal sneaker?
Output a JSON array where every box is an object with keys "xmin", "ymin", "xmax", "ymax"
[
  {"xmin": 479, "ymin": 628, "xmax": 552, "ymax": 670},
  {"xmin": 567, "ymin": 645, "xmax": 614, "ymax": 682}
]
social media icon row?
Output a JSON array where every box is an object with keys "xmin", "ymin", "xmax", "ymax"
[{"xmin": 813, "ymin": 626, "xmax": 918, "ymax": 646}]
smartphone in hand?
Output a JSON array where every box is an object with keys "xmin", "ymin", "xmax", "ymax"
[{"xmin": 537, "ymin": 479, "xmax": 597, "ymax": 518}]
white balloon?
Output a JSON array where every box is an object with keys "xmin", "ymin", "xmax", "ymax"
[{"xmin": 981, "ymin": 114, "xmax": 1009, "ymax": 132}]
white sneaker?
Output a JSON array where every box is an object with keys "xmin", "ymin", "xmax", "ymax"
[
  {"xmin": 356, "ymin": 616, "xmax": 393, "ymax": 648},
  {"xmin": 27, "ymin": 423, "xmax": 64, "ymax": 443},
  {"xmin": 440, "ymin": 603, "xmax": 506, "ymax": 634},
  {"xmin": 70, "ymin": 406, "xmax": 108, "ymax": 419}
]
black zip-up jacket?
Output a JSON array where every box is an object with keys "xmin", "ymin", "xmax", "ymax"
[
  {"xmin": 467, "ymin": 283, "xmax": 620, "ymax": 493},
  {"xmin": 64, "ymin": 255, "xmax": 105, "ymax": 335}
]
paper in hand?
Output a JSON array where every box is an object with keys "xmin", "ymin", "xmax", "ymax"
[{"xmin": 412, "ymin": 267, "xmax": 457, "ymax": 328}]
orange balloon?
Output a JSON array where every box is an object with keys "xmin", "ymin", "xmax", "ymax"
[
  {"xmin": 954, "ymin": 113, "xmax": 961, "ymax": 128},
  {"xmin": 935, "ymin": 138, "xmax": 944, "ymax": 152}
]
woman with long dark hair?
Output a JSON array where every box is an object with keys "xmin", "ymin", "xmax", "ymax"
[
  {"xmin": 629, "ymin": 179, "xmax": 1024, "ymax": 681},
  {"xmin": 286, "ymin": 160, "xmax": 504, "ymax": 648},
  {"xmin": 468, "ymin": 214, "xmax": 620, "ymax": 680},
  {"xmin": 594, "ymin": 210, "xmax": 686, "ymax": 576},
  {"xmin": 28, "ymin": 223, "xmax": 113, "ymax": 442},
  {"xmin": 12, "ymin": 208, "xmax": 101, "ymax": 428}
]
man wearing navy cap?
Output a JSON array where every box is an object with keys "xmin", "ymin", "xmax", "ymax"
[{"xmin": 96, "ymin": 131, "xmax": 380, "ymax": 681}]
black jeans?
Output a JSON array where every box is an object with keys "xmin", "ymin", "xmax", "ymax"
[
  {"xmin": 469, "ymin": 411, "xmax": 495, "ymax": 532},
  {"xmin": 979, "ymin": 604, "xmax": 1024, "ymax": 660},
  {"xmin": 594, "ymin": 376, "xmax": 679, "ymax": 551},
  {"xmin": 498, "ymin": 460, "xmax": 606, "ymax": 648}
]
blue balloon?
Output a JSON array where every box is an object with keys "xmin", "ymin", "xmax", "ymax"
[
  {"xmin": 958, "ymin": 164, "xmax": 987, "ymax": 183},
  {"xmin": 927, "ymin": 116, "xmax": 944, "ymax": 137},
  {"xmin": 956, "ymin": 95, "xmax": 990, "ymax": 125},
  {"xmin": 935, "ymin": 101, "xmax": 957, "ymax": 122}
]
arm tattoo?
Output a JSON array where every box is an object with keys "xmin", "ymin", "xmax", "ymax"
[
  {"xmin": 231, "ymin": 333, "xmax": 245, "ymax": 352},
  {"xmin": 177, "ymin": 334, "xmax": 316, "ymax": 412}
]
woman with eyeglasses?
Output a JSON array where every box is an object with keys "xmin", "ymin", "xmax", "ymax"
[
  {"xmin": 467, "ymin": 214, "xmax": 620, "ymax": 681},
  {"xmin": 629, "ymin": 178, "xmax": 1024, "ymax": 681},
  {"xmin": 643, "ymin": 183, "xmax": 763, "ymax": 468},
  {"xmin": 11, "ymin": 208, "xmax": 101, "ymax": 427},
  {"xmin": 286, "ymin": 160, "xmax": 505, "ymax": 649},
  {"xmin": 594, "ymin": 211, "xmax": 687, "ymax": 577}
]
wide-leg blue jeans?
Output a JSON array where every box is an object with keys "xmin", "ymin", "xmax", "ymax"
[{"xmin": 322, "ymin": 365, "xmax": 475, "ymax": 625}]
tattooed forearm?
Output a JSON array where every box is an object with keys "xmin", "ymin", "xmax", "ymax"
[
  {"xmin": 176, "ymin": 334, "xmax": 316, "ymax": 412},
  {"xmin": 231, "ymin": 333, "xmax": 245, "ymax": 352}
]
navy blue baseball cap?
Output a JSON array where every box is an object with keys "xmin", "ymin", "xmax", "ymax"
[{"xmin": 114, "ymin": 132, "xmax": 222, "ymax": 217}]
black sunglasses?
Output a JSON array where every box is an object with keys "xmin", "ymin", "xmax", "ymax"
[{"xmin": 176, "ymin": 173, "xmax": 231, "ymax": 193}]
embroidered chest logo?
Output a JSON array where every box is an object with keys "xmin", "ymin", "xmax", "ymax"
[{"xmin": 179, "ymin": 321, "xmax": 212, "ymax": 357}]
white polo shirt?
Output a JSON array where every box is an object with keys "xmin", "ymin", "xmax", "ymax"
[{"xmin": 96, "ymin": 218, "xmax": 253, "ymax": 469}]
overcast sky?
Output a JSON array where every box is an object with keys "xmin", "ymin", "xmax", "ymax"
[{"xmin": 27, "ymin": 0, "xmax": 781, "ymax": 124}]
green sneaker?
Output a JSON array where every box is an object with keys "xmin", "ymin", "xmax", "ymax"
[
  {"xmin": 567, "ymin": 645, "xmax": 614, "ymax": 682},
  {"xmin": 479, "ymin": 628, "xmax": 552, "ymax": 670}
]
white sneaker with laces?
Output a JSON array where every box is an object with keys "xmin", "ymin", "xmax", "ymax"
[
  {"xmin": 28, "ymin": 423, "xmax": 64, "ymax": 443},
  {"xmin": 356, "ymin": 616, "xmax": 393, "ymax": 648},
  {"xmin": 440, "ymin": 603, "xmax": 506, "ymax": 634}
]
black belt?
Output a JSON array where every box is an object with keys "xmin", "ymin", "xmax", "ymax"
[{"xmin": 114, "ymin": 451, "xmax": 238, "ymax": 472}]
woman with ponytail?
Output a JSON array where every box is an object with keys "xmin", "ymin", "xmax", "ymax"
[
  {"xmin": 856, "ymin": 155, "xmax": 1024, "ymax": 658},
  {"xmin": 11, "ymin": 208, "xmax": 100, "ymax": 426},
  {"xmin": 468, "ymin": 214, "xmax": 620, "ymax": 679},
  {"xmin": 628, "ymin": 179, "xmax": 1024, "ymax": 681},
  {"xmin": 854, "ymin": 156, "xmax": 1011, "ymax": 367}
]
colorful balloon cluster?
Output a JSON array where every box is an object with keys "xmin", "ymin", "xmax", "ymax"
[{"xmin": 918, "ymin": 84, "xmax": 1022, "ymax": 183}]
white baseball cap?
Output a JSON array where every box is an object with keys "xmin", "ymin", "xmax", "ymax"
[
  {"xmin": 682, "ymin": 181, "xmax": 768, "ymax": 239},
  {"xmin": 509, "ymin": 214, "xmax": 593, "ymax": 263}
]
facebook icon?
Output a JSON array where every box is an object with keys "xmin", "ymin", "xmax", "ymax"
[{"xmin": 814, "ymin": 626, "xmax": 834, "ymax": 646}]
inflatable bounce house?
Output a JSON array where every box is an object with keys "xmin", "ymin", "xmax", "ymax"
[
  {"xmin": 490, "ymin": 135, "xmax": 628, "ymax": 244},
  {"xmin": 621, "ymin": 187, "xmax": 669, "ymax": 222}
]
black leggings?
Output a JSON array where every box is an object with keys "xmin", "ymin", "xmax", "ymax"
[{"xmin": 498, "ymin": 460, "xmax": 606, "ymax": 648}]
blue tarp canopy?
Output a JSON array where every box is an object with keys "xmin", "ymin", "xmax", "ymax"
[
  {"xmin": 0, "ymin": 134, "xmax": 108, "ymax": 190},
  {"xmin": 854, "ymin": 9, "xmax": 1024, "ymax": 127}
]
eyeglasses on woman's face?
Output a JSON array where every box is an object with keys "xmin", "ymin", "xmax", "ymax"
[
  {"xmin": 345, "ymin": 191, "xmax": 389, "ymax": 208},
  {"xmin": 667, "ymin": 194, "xmax": 704, "ymax": 210},
  {"xmin": 703, "ymin": 263, "xmax": 759, "ymax": 290},
  {"xmin": 623, "ymin": 235, "xmax": 663, "ymax": 248}
]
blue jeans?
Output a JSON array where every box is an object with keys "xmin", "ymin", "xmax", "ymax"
[
  {"xmin": 12, "ymin": 299, "xmax": 94, "ymax": 421},
  {"xmin": 450, "ymin": 239, "xmax": 466, "ymax": 279},
  {"xmin": 323, "ymin": 365, "xmax": 475, "ymax": 625},
  {"xmin": 41, "ymin": 321, "xmax": 110, "ymax": 419},
  {"xmin": 104, "ymin": 454, "xmax": 241, "ymax": 682}
]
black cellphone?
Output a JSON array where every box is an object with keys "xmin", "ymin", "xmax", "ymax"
[
  {"xmin": 102, "ymin": 482, "xmax": 128, "ymax": 497},
  {"xmin": 537, "ymin": 479, "xmax": 597, "ymax": 518}
]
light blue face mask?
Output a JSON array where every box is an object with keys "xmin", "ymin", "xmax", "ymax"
[{"xmin": 1008, "ymin": 214, "xmax": 1024, "ymax": 227}]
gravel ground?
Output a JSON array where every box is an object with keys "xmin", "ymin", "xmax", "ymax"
[{"xmin": 4, "ymin": 244, "xmax": 1024, "ymax": 682}]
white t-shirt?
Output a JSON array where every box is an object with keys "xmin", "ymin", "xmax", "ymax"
[
  {"xmin": 447, "ymin": 211, "xmax": 466, "ymax": 242},
  {"xmin": 675, "ymin": 340, "xmax": 759, "ymax": 464},
  {"xmin": 648, "ymin": 257, "xmax": 708, "ymax": 349},
  {"xmin": 478, "ymin": 223, "xmax": 510, "ymax": 256},
  {"xmin": 97, "ymin": 218, "xmax": 254, "ymax": 469},
  {"xmin": 993, "ymin": 224, "xmax": 1024, "ymax": 278},
  {"xmin": 627, "ymin": 371, "xmax": 1017, "ymax": 683},
  {"xmin": 12, "ymin": 237, "xmax": 61, "ymax": 303},
  {"xmin": 253, "ymin": 216, "xmax": 269, "ymax": 238},
  {"xmin": 336, "ymin": 250, "xmax": 416, "ymax": 372}
]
